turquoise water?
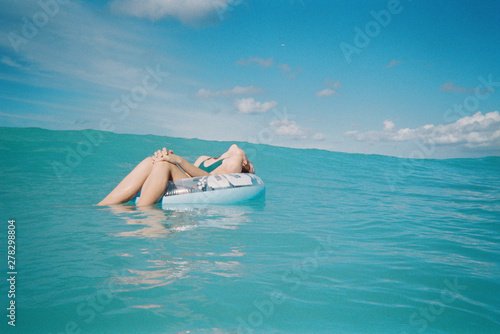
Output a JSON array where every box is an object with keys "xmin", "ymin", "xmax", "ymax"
[{"xmin": 0, "ymin": 127, "xmax": 499, "ymax": 334}]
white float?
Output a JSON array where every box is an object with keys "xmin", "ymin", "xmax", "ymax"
[{"xmin": 135, "ymin": 173, "xmax": 265, "ymax": 207}]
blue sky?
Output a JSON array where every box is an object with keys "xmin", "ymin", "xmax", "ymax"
[{"xmin": 1, "ymin": 0, "xmax": 499, "ymax": 158}]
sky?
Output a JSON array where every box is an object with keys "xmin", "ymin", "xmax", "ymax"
[{"xmin": 1, "ymin": 0, "xmax": 499, "ymax": 158}]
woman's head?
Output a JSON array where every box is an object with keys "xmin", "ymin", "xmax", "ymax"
[
  {"xmin": 228, "ymin": 144, "xmax": 255, "ymax": 174},
  {"xmin": 241, "ymin": 159, "xmax": 255, "ymax": 174}
]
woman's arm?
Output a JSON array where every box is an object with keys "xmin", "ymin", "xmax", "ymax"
[
  {"xmin": 153, "ymin": 146, "xmax": 249, "ymax": 176},
  {"xmin": 211, "ymin": 154, "xmax": 244, "ymax": 174},
  {"xmin": 176, "ymin": 156, "xmax": 210, "ymax": 177},
  {"xmin": 181, "ymin": 154, "xmax": 244, "ymax": 175},
  {"xmin": 193, "ymin": 155, "xmax": 210, "ymax": 168},
  {"xmin": 153, "ymin": 148, "xmax": 209, "ymax": 177}
]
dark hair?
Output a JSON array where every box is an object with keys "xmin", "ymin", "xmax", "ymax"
[{"xmin": 242, "ymin": 161, "xmax": 255, "ymax": 174}]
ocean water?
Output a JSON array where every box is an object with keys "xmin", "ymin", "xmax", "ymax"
[{"xmin": 0, "ymin": 127, "xmax": 499, "ymax": 334}]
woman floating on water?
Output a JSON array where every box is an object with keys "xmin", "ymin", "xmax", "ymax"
[{"xmin": 97, "ymin": 144, "xmax": 255, "ymax": 206}]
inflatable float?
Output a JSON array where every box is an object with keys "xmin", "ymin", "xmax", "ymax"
[{"xmin": 136, "ymin": 173, "xmax": 265, "ymax": 207}]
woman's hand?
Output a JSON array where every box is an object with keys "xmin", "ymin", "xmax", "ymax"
[
  {"xmin": 152, "ymin": 148, "xmax": 171, "ymax": 160},
  {"xmin": 152, "ymin": 147, "xmax": 182, "ymax": 165}
]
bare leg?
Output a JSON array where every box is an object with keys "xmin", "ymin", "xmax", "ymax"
[
  {"xmin": 137, "ymin": 161, "xmax": 189, "ymax": 206},
  {"xmin": 97, "ymin": 157, "xmax": 154, "ymax": 206}
]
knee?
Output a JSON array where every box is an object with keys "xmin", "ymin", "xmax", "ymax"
[
  {"xmin": 151, "ymin": 160, "xmax": 171, "ymax": 171},
  {"xmin": 229, "ymin": 144, "xmax": 240, "ymax": 152}
]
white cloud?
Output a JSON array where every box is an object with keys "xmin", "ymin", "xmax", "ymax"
[
  {"xmin": 234, "ymin": 98, "xmax": 278, "ymax": 114},
  {"xmin": 345, "ymin": 111, "xmax": 500, "ymax": 149},
  {"xmin": 278, "ymin": 63, "xmax": 291, "ymax": 72},
  {"xmin": 325, "ymin": 79, "xmax": 342, "ymax": 89},
  {"xmin": 440, "ymin": 81, "xmax": 469, "ymax": 93},
  {"xmin": 236, "ymin": 58, "xmax": 303, "ymax": 78},
  {"xmin": 197, "ymin": 85, "xmax": 264, "ymax": 98},
  {"xmin": 1, "ymin": 56, "xmax": 24, "ymax": 69},
  {"xmin": 311, "ymin": 132, "xmax": 326, "ymax": 141},
  {"xmin": 110, "ymin": 0, "xmax": 234, "ymax": 24},
  {"xmin": 279, "ymin": 64, "xmax": 304, "ymax": 79},
  {"xmin": 386, "ymin": 60, "xmax": 402, "ymax": 68},
  {"xmin": 316, "ymin": 88, "xmax": 337, "ymax": 97},
  {"xmin": 236, "ymin": 57, "xmax": 274, "ymax": 68},
  {"xmin": 270, "ymin": 116, "xmax": 306, "ymax": 139},
  {"xmin": 269, "ymin": 116, "xmax": 325, "ymax": 141},
  {"xmin": 0, "ymin": 1, "xmax": 164, "ymax": 93},
  {"xmin": 440, "ymin": 81, "xmax": 492, "ymax": 94},
  {"xmin": 0, "ymin": 0, "xmax": 199, "ymax": 134},
  {"xmin": 316, "ymin": 79, "xmax": 342, "ymax": 97},
  {"xmin": 383, "ymin": 120, "xmax": 395, "ymax": 131}
]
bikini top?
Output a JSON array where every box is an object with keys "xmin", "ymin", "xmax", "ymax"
[{"xmin": 198, "ymin": 157, "xmax": 224, "ymax": 173}]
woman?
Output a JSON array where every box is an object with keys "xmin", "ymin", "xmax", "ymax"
[{"xmin": 97, "ymin": 144, "xmax": 254, "ymax": 206}]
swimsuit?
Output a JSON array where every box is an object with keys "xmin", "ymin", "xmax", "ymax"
[{"xmin": 198, "ymin": 158, "xmax": 224, "ymax": 173}]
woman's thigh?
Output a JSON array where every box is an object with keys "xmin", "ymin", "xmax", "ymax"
[{"xmin": 169, "ymin": 163, "xmax": 191, "ymax": 182}]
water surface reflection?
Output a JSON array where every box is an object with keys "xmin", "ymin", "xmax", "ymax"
[{"xmin": 97, "ymin": 203, "xmax": 263, "ymax": 301}]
